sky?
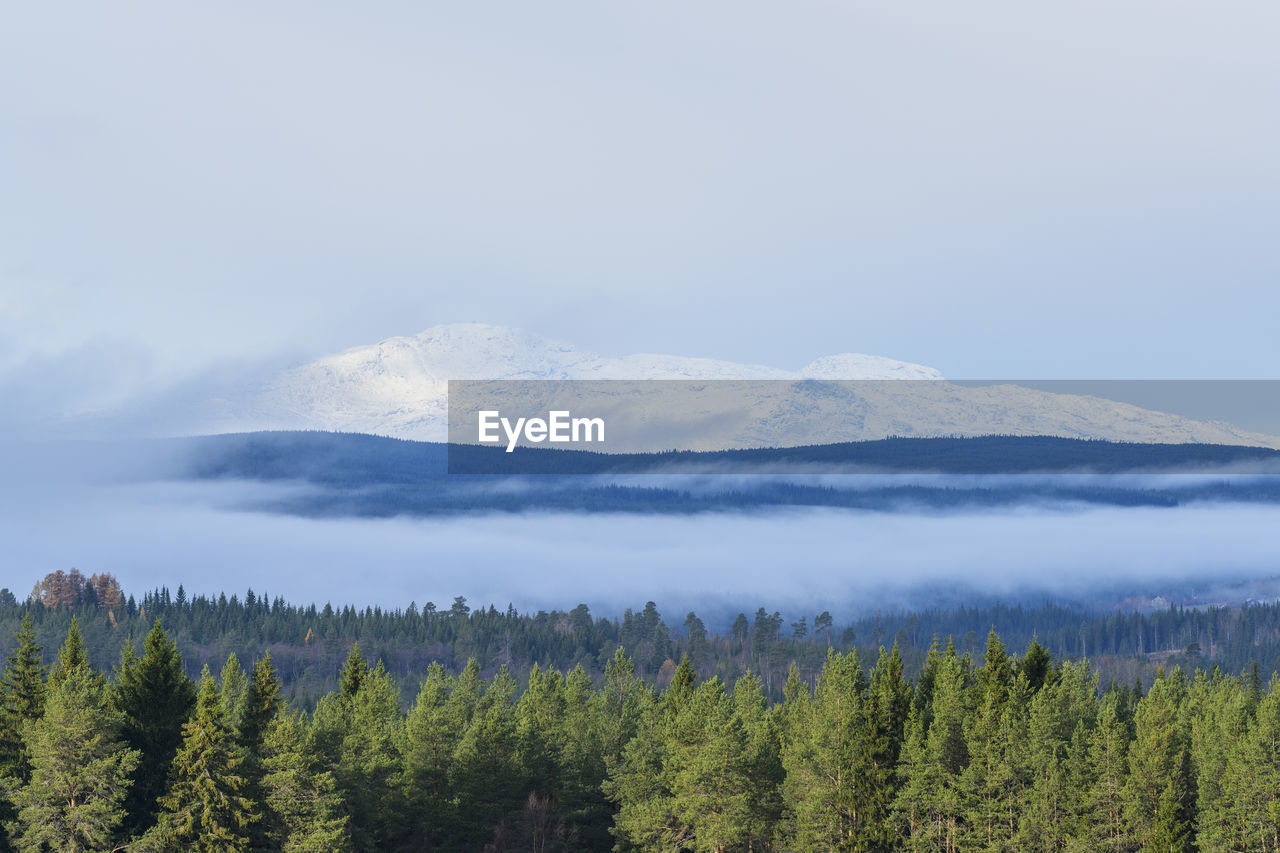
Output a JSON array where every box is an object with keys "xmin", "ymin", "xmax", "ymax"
[{"xmin": 2, "ymin": 1, "xmax": 1279, "ymax": 427}]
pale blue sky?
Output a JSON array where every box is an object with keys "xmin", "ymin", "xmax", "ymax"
[{"xmin": 2, "ymin": 0, "xmax": 1278, "ymax": 423}]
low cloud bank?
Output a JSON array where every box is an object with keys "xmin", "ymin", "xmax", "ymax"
[{"xmin": 3, "ymin": 466, "xmax": 1278, "ymax": 622}]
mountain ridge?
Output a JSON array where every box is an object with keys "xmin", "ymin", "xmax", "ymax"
[{"xmin": 200, "ymin": 323, "xmax": 1280, "ymax": 449}]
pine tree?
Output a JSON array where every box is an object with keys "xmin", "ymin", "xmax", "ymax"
[
  {"xmin": 313, "ymin": 659, "xmax": 404, "ymax": 850},
  {"xmin": 781, "ymin": 648, "xmax": 879, "ymax": 851},
  {"xmin": 3, "ymin": 664, "xmax": 140, "ymax": 853},
  {"xmin": 1013, "ymin": 661, "xmax": 1099, "ymax": 850},
  {"xmin": 597, "ymin": 646, "xmax": 647, "ymax": 767},
  {"xmin": 558, "ymin": 664, "xmax": 610, "ymax": 848},
  {"xmin": 962, "ymin": 673, "xmax": 1030, "ymax": 851},
  {"xmin": 604, "ymin": 682, "xmax": 677, "ymax": 850},
  {"xmin": 1218, "ymin": 679, "xmax": 1280, "ymax": 851},
  {"xmin": 666, "ymin": 678, "xmax": 753, "ymax": 852},
  {"xmin": 609, "ymin": 674, "xmax": 755, "ymax": 853},
  {"xmin": 155, "ymin": 672, "xmax": 257, "ymax": 851},
  {"xmin": 516, "ymin": 663, "xmax": 568, "ymax": 802},
  {"xmin": 260, "ymin": 713, "xmax": 350, "ymax": 852},
  {"xmin": 1187, "ymin": 671, "xmax": 1250, "ymax": 851},
  {"xmin": 1123, "ymin": 668, "xmax": 1192, "ymax": 851},
  {"xmin": 893, "ymin": 645, "xmax": 969, "ymax": 853},
  {"xmin": 115, "ymin": 622, "xmax": 198, "ymax": 835},
  {"xmin": 452, "ymin": 667, "xmax": 524, "ymax": 849},
  {"xmin": 402, "ymin": 663, "xmax": 463, "ymax": 849},
  {"xmin": 731, "ymin": 672, "xmax": 783, "ymax": 850},
  {"xmin": 1081, "ymin": 693, "xmax": 1131, "ymax": 852}
]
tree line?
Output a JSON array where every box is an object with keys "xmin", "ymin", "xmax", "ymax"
[
  {"xmin": 3, "ymin": 613, "xmax": 1280, "ymax": 851},
  {"xmin": 6, "ymin": 580, "xmax": 1280, "ymax": 709}
]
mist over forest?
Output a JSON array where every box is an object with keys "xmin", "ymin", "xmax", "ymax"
[{"xmin": 3, "ymin": 433, "xmax": 1280, "ymax": 620}]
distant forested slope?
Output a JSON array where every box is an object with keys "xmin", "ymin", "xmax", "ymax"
[{"xmin": 169, "ymin": 431, "xmax": 1280, "ymax": 516}]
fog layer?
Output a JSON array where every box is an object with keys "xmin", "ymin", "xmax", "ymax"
[{"xmin": 4, "ymin": 472, "xmax": 1277, "ymax": 620}]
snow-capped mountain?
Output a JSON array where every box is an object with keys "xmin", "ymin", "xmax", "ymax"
[
  {"xmin": 211, "ymin": 323, "xmax": 1280, "ymax": 450},
  {"xmin": 223, "ymin": 323, "xmax": 942, "ymax": 439}
]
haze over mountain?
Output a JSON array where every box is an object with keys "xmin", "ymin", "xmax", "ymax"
[
  {"xmin": 200, "ymin": 323, "xmax": 1280, "ymax": 450},
  {"xmin": 215, "ymin": 323, "xmax": 942, "ymax": 440}
]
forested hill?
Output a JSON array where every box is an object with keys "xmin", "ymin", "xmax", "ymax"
[
  {"xmin": 6, "ymin": 574, "xmax": 1280, "ymax": 709},
  {"xmin": 182, "ymin": 430, "xmax": 1280, "ymax": 479},
  {"xmin": 161, "ymin": 431, "xmax": 1280, "ymax": 517},
  {"xmin": 5, "ymin": 602, "xmax": 1280, "ymax": 850}
]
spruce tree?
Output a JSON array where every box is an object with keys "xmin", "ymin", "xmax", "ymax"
[
  {"xmin": 238, "ymin": 653, "xmax": 283, "ymax": 754},
  {"xmin": 513, "ymin": 665, "xmax": 568, "ymax": 852},
  {"xmin": 338, "ymin": 642, "xmax": 367, "ymax": 697},
  {"xmin": 1146, "ymin": 781, "xmax": 1192, "ymax": 853},
  {"xmin": 891, "ymin": 704, "xmax": 932, "ymax": 852},
  {"xmin": 864, "ymin": 642, "xmax": 912, "ymax": 849},
  {"xmin": 0, "ymin": 615, "xmax": 47, "ymax": 782},
  {"xmin": 218, "ymin": 653, "xmax": 248, "ymax": 737},
  {"xmin": 115, "ymin": 622, "xmax": 197, "ymax": 834},
  {"xmin": 1021, "ymin": 638, "xmax": 1053, "ymax": 692},
  {"xmin": 1, "ymin": 616, "xmax": 46, "ymax": 726},
  {"xmin": 47, "ymin": 617, "xmax": 88, "ymax": 689},
  {"xmin": 976, "ymin": 629, "xmax": 1013, "ymax": 700},
  {"xmin": 155, "ymin": 673, "xmax": 257, "ymax": 851},
  {"xmin": 1018, "ymin": 669, "xmax": 1081, "ymax": 850},
  {"xmin": 237, "ymin": 653, "xmax": 283, "ymax": 851},
  {"xmin": 664, "ymin": 655, "xmax": 697, "ymax": 717}
]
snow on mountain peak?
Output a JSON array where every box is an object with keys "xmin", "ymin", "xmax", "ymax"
[
  {"xmin": 800, "ymin": 353, "xmax": 943, "ymax": 381},
  {"xmin": 219, "ymin": 324, "xmax": 1279, "ymax": 449},
  {"xmin": 237, "ymin": 323, "xmax": 943, "ymax": 438}
]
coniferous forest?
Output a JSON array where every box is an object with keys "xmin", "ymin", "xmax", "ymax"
[{"xmin": 4, "ymin": 576, "xmax": 1280, "ymax": 850}]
